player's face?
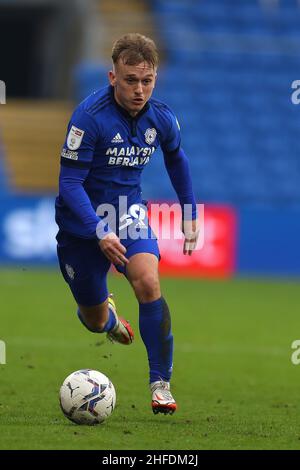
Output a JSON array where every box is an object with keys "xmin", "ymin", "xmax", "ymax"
[{"xmin": 109, "ymin": 61, "xmax": 157, "ymax": 117}]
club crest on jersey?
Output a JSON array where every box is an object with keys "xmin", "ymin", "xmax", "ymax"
[
  {"xmin": 65, "ymin": 264, "xmax": 75, "ymax": 280},
  {"xmin": 144, "ymin": 128, "xmax": 157, "ymax": 145},
  {"xmin": 67, "ymin": 125, "xmax": 85, "ymax": 150}
]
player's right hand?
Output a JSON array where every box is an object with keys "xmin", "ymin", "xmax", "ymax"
[
  {"xmin": 98, "ymin": 232, "xmax": 129, "ymax": 266},
  {"xmin": 181, "ymin": 218, "xmax": 200, "ymax": 256}
]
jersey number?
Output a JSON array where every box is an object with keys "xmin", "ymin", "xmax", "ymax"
[{"xmin": 119, "ymin": 204, "xmax": 147, "ymax": 231}]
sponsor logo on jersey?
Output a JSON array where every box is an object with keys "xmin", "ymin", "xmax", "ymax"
[
  {"xmin": 108, "ymin": 156, "xmax": 151, "ymax": 167},
  {"xmin": 106, "ymin": 146, "xmax": 155, "ymax": 158},
  {"xmin": 144, "ymin": 128, "xmax": 157, "ymax": 145},
  {"xmin": 106, "ymin": 146, "xmax": 155, "ymax": 167},
  {"xmin": 61, "ymin": 148, "xmax": 79, "ymax": 160},
  {"xmin": 111, "ymin": 133, "xmax": 124, "ymax": 143},
  {"xmin": 67, "ymin": 125, "xmax": 85, "ymax": 150}
]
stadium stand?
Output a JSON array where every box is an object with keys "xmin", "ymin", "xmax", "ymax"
[
  {"xmin": 71, "ymin": 0, "xmax": 300, "ymax": 208},
  {"xmin": 97, "ymin": 0, "xmax": 157, "ymax": 59},
  {"xmin": 147, "ymin": 0, "xmax": 300, "ymax": 207},
  {"xmin": 0, "ymin": 133, "xmax": 8, "ymax": 195},
  {"xmin": 0, "ymin": 101, "xmax": 71, "ymax": 193},
  {"xmin": 1, "ymin": 0, "xmax": 300, "ymax": 208}
]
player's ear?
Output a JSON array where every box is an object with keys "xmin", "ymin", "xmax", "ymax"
[
  {"xmin": 108, "ymin": 70, "xmax": 116, "ymax": 86},
  {"xmin": 153, "ymin": 70, "xmax": 158, "ymax": 88}
]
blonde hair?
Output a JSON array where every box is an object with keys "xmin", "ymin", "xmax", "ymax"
[{"xmin": 112, "ymin": 33, "xmax": 159, "ymax": 68}]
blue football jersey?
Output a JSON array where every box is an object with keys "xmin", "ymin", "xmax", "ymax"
[{"xmin": 55, "ymin": 85, "xmax": 181, "ymax": 237}]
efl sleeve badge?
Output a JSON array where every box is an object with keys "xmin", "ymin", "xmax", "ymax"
[{"xmin": 67, "ymin": 125, "xmax": 85, "ymax": 150}]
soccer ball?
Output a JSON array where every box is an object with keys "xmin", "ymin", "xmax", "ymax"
[{"xmin": 59, "ymin": 369, "xmax": 116, "ymax": 425}]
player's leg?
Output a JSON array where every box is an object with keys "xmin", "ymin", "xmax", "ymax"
[
  {"xmin": 77, "ymin": 299, "xmax": 109, "ymax": 332},
  {"xmin": 124, "ymin": 251, "xmax": 177, "ymax": 414},
  {"xmin": 77, "ymin": 298, "xmax": 112, "ymax": 333},
  {"xmin": 56, "ymin": 230, "xmax": 133, "ymax": 344},
  {"xmin": 78, "ymin": 296, "xmax": 133, "ymax": 345}
]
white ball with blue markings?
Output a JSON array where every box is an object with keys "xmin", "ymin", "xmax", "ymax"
[{"xmin": 59, "ymin": 369, "xmax": 116, "ymax": 425}]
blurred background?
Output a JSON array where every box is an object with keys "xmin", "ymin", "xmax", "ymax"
[
  {"xmin": 0, "ymin": 0, "xmax": 300, "ymax": 277},
  {"xmin": 1, "ymin": 2, "xmax": 300, "ymax": 451}
]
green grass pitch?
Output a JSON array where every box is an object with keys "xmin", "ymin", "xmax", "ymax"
[{"xmin": 0, "ymin": 268, "xmax": 299, "ymax": 450}]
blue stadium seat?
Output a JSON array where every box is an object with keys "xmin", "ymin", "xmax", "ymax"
[
  {"xmin": 73, "ymin": 1, "xmax": 300, "ymax": 207},
  {"xmin": 147, "ymin": 0, "xmax": 300, "ymax": 207}
]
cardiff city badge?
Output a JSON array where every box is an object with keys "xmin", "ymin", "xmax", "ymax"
[
  {"xmin": 144, "ymin": 128, "xmax": 157, "ymax": 145},
  {"xmin": 65, "ymin": 264, "xmax": 75, "ymax": 280}
]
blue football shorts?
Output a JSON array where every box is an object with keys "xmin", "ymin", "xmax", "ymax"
[{"xmin": 56, "ymin": 210, "xmax": 160, "ymax": 306}]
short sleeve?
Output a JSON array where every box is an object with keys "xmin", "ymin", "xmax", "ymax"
[
  {"xmin": 161, "ymin": 109, "xmax": 181, "ymax": 153},
  {"xmin": 60, "ymin": 107, "xmax": 99, "ymax": 169}
]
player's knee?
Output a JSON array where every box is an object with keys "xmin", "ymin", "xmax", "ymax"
[{"xmin": 132, "ymin": 274, "xmax": 161, "ymax": 303}]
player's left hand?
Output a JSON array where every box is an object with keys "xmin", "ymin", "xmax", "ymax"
[{"xmin": 181, "ymin": 219, "xmax": 200, "ymax": 256}]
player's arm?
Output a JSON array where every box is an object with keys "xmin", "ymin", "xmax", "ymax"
[
  {"xmin": 161, "ymin": 109, "xmax": 199, "ymax": 255},
  {"xmin": 59, "ymin": 108, "xmax": 128, "ymax": 266},
  {"xmin": 163, "ymin": 147, "xmax": 199, "ymax": 255}
]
